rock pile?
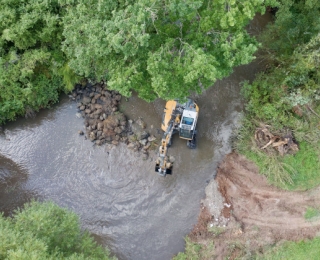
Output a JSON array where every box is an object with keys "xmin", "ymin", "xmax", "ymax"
[{"xmin": 71, "ymin": 82, "xmax": 158, "ymax": 160}]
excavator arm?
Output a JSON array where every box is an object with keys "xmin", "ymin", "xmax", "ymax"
[{"xmin": 155, "ymin": 130, "xmax": 174, "ymax": 176}]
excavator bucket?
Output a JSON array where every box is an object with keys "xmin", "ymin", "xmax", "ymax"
[{"xmin": 155, "ymin": 162, "xmax": 172, "ymax": 176}]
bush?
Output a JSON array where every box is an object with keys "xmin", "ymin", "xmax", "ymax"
[{"xmin": 0, "ymin": 201, "xmax": 114, "ymax": 259}]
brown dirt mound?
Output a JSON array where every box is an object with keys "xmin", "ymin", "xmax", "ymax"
[{"xmin": 193, "ymin": 153, "xmax": 320, "ymax": 259}]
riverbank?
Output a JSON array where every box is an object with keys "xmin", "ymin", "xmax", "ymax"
[{"xmin": 178, "ymin": 152, "xmax": 320, "ymax": 259}]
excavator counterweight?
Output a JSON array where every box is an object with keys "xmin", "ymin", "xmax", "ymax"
[{"xmin": 155, "ymin": 99, "xmax": 199, "ymax": 176}]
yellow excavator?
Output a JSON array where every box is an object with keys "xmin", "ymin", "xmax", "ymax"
[{"xmin": 155, "ymin": 98, "xmax": 199, "ymax": 176}]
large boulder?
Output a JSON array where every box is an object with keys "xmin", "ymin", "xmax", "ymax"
[
  {"xmin": 103, "ymin": 128, "xmax": 116, "ymax": 137},
  {"xmin": 89, "ymin": 131, "xmax": 96, "ymax": 141},
  {"xmin": 136, "ymin": 131, "xmax": 149, "ymax": 140},
  {"xmin": 82, "ymin": 96, "xmax": 91, "ymax": 105},
  {"xmin": 103, "ymin": 116, "xmax": 119, "ymax": 129}
]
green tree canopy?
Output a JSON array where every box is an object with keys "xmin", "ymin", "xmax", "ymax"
[
  {"xmin": 61, "ymin": 0, "xmax": 278, "ymax": 101},
  {"xmin": 0, "ymin": 0, "xmax": 67, "ymax": 123},
  {"xmin": 0, "ymin": 201, "xmax": 114, "ymax": 259},
  {"xmin": 0, "ymin": 0, "xmax": 279, "ymax": 124}
]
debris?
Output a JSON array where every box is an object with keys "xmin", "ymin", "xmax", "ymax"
[{"xmin": 255, "ymin": 125, "xmax": 299, "ymax": 156}]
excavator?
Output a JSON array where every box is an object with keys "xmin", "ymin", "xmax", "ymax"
[{"xmin": 155, "ymin": 98, "xmax": 199, "ymax": 176}]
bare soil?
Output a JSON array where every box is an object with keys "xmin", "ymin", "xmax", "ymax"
[{"xmin": 191, "ymin": 152, "xmax": 320, "ymax": 259}]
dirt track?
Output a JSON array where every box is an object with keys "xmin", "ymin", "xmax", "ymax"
[{"xmin": 195, "ymin": 153, "xmax": 320, "ymax": 259}]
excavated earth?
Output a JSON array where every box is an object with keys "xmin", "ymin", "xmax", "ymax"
[{"xmin": 196, "ymin": 153, "xmax": 320, "ymax": 259}]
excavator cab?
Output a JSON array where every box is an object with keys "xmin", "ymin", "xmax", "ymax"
[{"xmin": 155, "ymin": 99, "xmax": 199, "ymax": 176}]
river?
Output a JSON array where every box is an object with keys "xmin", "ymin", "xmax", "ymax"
[{"xmin": 0, "ymin": 13, "xmax": 271, "ymax": 260}]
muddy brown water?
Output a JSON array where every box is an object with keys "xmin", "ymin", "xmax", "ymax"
[{"xmin": 0, "ymin": 14, "xmax": 271, "ymax": 260}]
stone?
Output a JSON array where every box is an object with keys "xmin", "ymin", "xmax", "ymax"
[
  {"xmin": 78, "ymin": 130, "xmax": 84, "ymax": 135},
  {"xmin": 79, "ymin": 105, "xmax": 85, "ymax": 111},
  {"xmin": 97, "ymin": 122, "xmax": 104, "ymax": 130},
  {"xmin": 104, "ymin": 90, "xmax": 112, "ymax": 97},
  {"xmin": 89, "ymin": 132, "xmax": 96, "ymax": 141},
  {"xmin": 103, "ymin": 128, "xmax": 116, "ymax": 137},
  {"xmin": 127, "ymin": 143, "xmax": 136, "ymax": 150},
  {"xmin": 136, "ymin": 131, "xmax": 149, "ymax": 140},
  {"xmin": 103, "ymin": 116, "xmax": 119, "ymax": 129},
  {"xmin": 112, "ymin": 140, "xmax": 119, "ymax": 146},
  {"xmin": 94, "ymin": 104, "xmax": 103, "ymax": 109},
  {"xmin": 136, "ymin": 118, "xmax": 147, "ymax": 129},
  {"xmin": 76, "ymin": 113, "xmax": 82, "ymax": 118},
  {"xmin": 148, "ymin": 135, "xmax": 157, "ymax": 142},
  {"xmin": 94, "ymin": 109, "xmax": 102, "ymax": 115},
  {"xmin": 139, "ymin": 139, "xmax": 148, "ymax": 146},
  {"xmin": 128, "ymin": 135, "xmax": 137, "ymax": 142},
  {"xmin": 143, "ymin": 143, "xmax": 151, "ymax": 150},
  {"xmin": 114, "ymin": 94, "xmax": 122, "ymax": 101},
  {"xmin": 114, "ymin": 127, "xmax": 122, "ymax": 134},
  {"xmin": 82, "ymin": 96, "xmax": 91, "ymax": 105},
  {"xmin": 95, "ymin": 93, "xmax": 102, "ymax": 99}
]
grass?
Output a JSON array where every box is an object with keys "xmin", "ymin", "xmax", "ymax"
[
  {"xmin": 172, "ymin": 237, "xmax": 214, "ymax": 260},
  {"xmin": 282, "ymin": 142, "xmax": 320, "ymax": 190},
  {"xmin": 304, "ymin": 207, "xmax": 320, "ymax": 220},
  {"xmin": 256, "ymin": 238, "xmax": 320, "ymax": 260},
  {"xmin": 233, "ymin": 110, "xmax": 320, "ymax": 191},
  {"xmin": 208, "ymin": 225, "xmax": 225, "ymax": 236}
]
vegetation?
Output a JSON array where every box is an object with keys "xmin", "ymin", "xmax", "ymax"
[
  {"xmin": 177, "ymin": 0, "xmax": 320, "ymax": 259},
  {"xmin": 172, "ymin": 238, "xmax": 214, "ymax": 260},
  {"xmin": 234, "ymin": 0, "xmax": 320, "ymax": 190},
  {"xmin": 1, "ymin": 0, "xmax": 277, "ymax": 124},
  {"xmin": 0, "ymin": 1, "xmax": 69, "ymax": 123},
  {"xmin": 0, "ymin": 201, "xmax": 114, "ymax": 259},
  {"xmin": 304, "ymin": 207, "xmax": 320, "ymax": 220},
  {"xmin": 256, "ymin": 238, "xmax": 320, "ymax": 260},
  {"xmin": 61, "ymin": 0, "xmax": 278, "ymax": 101}
]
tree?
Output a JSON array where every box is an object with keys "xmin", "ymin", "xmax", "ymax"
[
  {"xmin": 0, "ymin": 0, "xmax": 75, "ymax": 124},
  {"xmin": 0, "ymin": 201, "xmax": 114, "ymax": 259},
  {"xmin": 61, "ymin": 0, "xmax": 278, "ymax": 101}
]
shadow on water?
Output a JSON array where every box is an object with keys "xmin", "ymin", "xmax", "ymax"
[{"xmin": 0, "ymin": 155, "xmax": 38, "ymax": 216}]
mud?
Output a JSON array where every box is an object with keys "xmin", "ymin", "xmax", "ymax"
[{"xmin": 198, "ymin": 153, "xmax": 320, "ymax": 259}]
